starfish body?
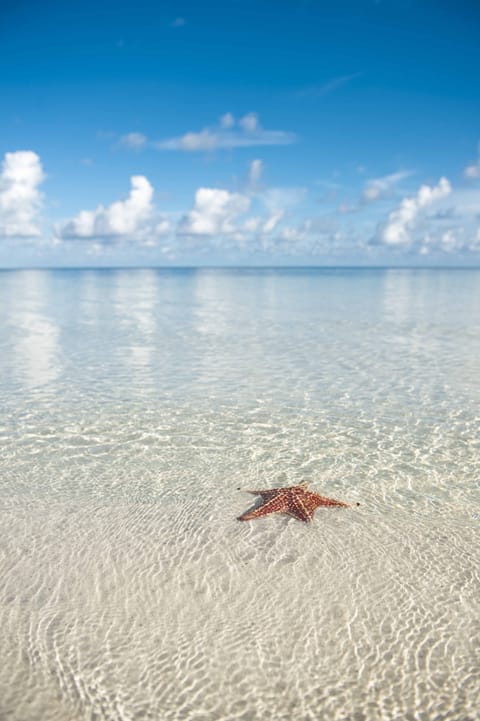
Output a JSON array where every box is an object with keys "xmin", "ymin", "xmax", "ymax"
[{"xmin": 237, "ymin": 481, "xmax": 357, "ymax": 523}]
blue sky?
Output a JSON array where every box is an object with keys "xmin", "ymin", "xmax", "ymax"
[{"xmin": 1, "ymin": 0, "xmax": 479, "ymax": 266}]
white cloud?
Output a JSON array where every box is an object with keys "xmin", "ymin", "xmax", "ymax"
[
  {"xmin": 378, "ymin": 177, "xmax": 451, "ymax": 247},
  {"xmin": 421, "ymin": 229, "xmax": 461, "ymax": 254},
  {"xmin": 248, "ymin": 159, "xmax": 263, "ymax": 188},
  {"xmin": 239, "ymin": 112, "xmax": 259, "ymax": 132},
  {"xmin": 418, "ymin": 224, "xmax": 480, "ymax": 255},
  {"xmin": 362, "ymin": 171, "xmax": 412, "ymax": 203},
  {"xmin": 0, "ymin": 150, "xmax": 45, "ymax": 237},
  {"xmin": 59, "ymin": 175, "xmax": 154, "ymax": 239},
  {"xmin": 153, "ymin": 113, "xmax": 296, "ymax": 151},
  {"xmin": 220, "ymin": 112, "xmax": 235, "ymax": 129},
  {"xmin": 155, "ymin": 218, "xmax": 171, "ymax": 236},
  {"xmin": 243, "ymin": 185, "xmax": 307, "ymax": 239},
  {"xmin": 296, "ymin": 73, "xmax": 361, "ymax": 98},
  {"xmin": 159, "ymin": 129, "xmax": 219, "ymax": 152},
  {"xmin": 260, "ymin": 186, "xmax": 307, "ymax": 212},
  {"xmin": 120, "ymin": 132, "xmax": 147, "ymax": 149},
  {"xmin": 440, "ymin": 230, "xmax": 461, "ymax": 252},
  {"xmin": 179, "ymin": 188, "xmax": 250, "ymax": 235},
  {"xmin": 279, "ymin": 220, "xmax": 312, "ymax": 244},
  {"xmin": 464, "ymin": 164, "xmax": 480, "ymax": 179},
  {"xmin": 262, "ymin": 210, "xmax": 284, "ymax": 234},
  {"xmin": 243, "ymin": 216, "xmax": 262, "ymax": 233},
  {"xmin": 264, "ymin": 218, "xmax": 350, "ymax": 257},
  {"xmin": 464, "ymin": 143, "xmax": 480, "ymax": 178}
]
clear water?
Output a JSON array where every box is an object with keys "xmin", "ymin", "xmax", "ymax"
[{"xmin": 0, "ymin": 268, "xmax": 479, "ymax": 721}]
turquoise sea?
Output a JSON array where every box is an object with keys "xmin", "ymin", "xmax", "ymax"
[{"xmin": 0, "ymin": 268, "xmax": 479, "ymax": 721}]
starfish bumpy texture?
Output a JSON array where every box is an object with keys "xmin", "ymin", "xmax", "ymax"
[{"xmin": 237, "ymin": 481, "xmax": 359, "ymax": 523}]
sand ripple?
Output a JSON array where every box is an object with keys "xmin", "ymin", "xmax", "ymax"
[{"xmin": 1, "ymin": 467, "xmax": 479, "ymax": 721}]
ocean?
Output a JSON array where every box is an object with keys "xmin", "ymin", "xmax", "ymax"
[{"xmin": 0, "ymin": 268, "xmax": 479, "ymax": 721}]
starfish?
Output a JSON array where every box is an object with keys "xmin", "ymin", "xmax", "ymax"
[{"xmin": 237, "ymin": 481, "xmax": 359, "ymax": 523}]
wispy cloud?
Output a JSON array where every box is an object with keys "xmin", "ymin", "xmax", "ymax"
[
  {"xmin": 247, "ymin": 159, "xmax": 263, "ymax": 190},
  {"xmin": 361, "ymin": 170, "xmax": 413, "ymax": 203},
  {"xmin": 260, "ymin": 186, "xmax": 307, "ymax": 212},
  {"xmin": 119, "ymin": 132, "xmax": 147, "ymax": 150},
  {"xmin": 171, "ymin": 17, "xmax": 185, "ymax": 28},
  {"xmin": 152, "ymin": 113, "xmax": 297, "ymax": 151},
  {"xmin": 296, "ymin": 73, "xmax": 362, "ymax": 98},
  {"xmin": 220, "ymin": 112, "xmax": 235, "ymax": 129}
]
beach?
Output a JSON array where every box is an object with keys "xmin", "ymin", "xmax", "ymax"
[{"xmin": 1, "ymin": 268, "xmax": 479, "ymax": 720}]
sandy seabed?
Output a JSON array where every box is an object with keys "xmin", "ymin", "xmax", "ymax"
[{"xmin": 1, "ymin": 268, "xmax": 479, "ymax": 720}]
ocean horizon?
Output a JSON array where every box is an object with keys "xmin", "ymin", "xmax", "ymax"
[{"xmin": 2, "ymin": 265, "xmax": 480, "ymax": 271}]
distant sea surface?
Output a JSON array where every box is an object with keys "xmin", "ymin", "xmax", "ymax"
[{"xmin": 1, "ymin": 268, "xmax": 479, "ymax": 721}]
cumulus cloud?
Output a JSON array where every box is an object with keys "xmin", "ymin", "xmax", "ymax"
[
  {"xmin": 362, "ymin": 171, "xmax": 412, "ymax": 203},
  {"xmin": 377, "ymin": 177, "xmax": 451, "ymax": 247},
  {"xmin": 418, "ymin": 225, "xmax": 480, "ymax": 255},
  {"xmin": 440, "ymin": 230, "xmax": 462, "ymax": 252},
  {"xmin": 58, "ymin": 175, "xmax": 154, "ymax": 239},
  {"xmin": 179, "ymin": 188, "xmax": 250, "ymax": 235},
  {"xmin": 0, "ymin": 150, "xmax": 45, "ymax": 237},
  {"xmin": 120, "ymin": 132, "xmax": 147, "ymax": 149},
  {"xmin": 55, "ymin": 166, "xmax": 308, "ymax": 256},
  {"xmin": 153, "ymin": 114, "xmax": 296, "ymax": 151}
]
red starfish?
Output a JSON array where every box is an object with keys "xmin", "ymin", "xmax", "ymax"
[{"xmin": 237, "ymin": 481, "xmax": 359, "ymax": 523}]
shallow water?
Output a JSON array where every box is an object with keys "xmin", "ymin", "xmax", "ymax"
[{"xmin": 0, "ymin": 268, "xmax": 479, "ymax": 721}]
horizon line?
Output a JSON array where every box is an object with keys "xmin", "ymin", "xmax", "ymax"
[{"xmin": 1, "ymin": 264, "xmax": 480, "ymax": 272}]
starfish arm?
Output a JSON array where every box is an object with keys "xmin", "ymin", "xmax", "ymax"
[
  {"xmin": 287, "ymin": 489, "xmax": 350, "ymax": 521},
  {"xmin": 304, "ymin": 491, "xmax": 350, "ymax": 508},
  {"xmin": 286, "ymin": 507, "xmax": 313, "ymax": 522},
  {"xmin": 244, "ymin": 489, "xmax": 280, "ymax": 499},
  {"xmin": 237, "ymin": 493, "xmax": 290, "ymax": 521}
]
